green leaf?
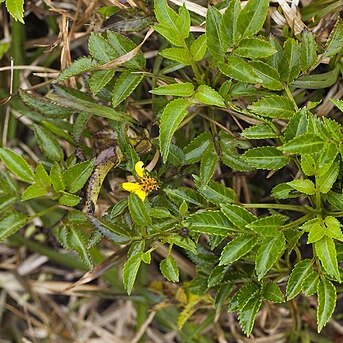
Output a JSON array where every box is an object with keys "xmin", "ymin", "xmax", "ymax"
[
  {"xmin": 106, "ymin": 31, "xmax": 145, "ymax": 69},
  {"xmin": 255, "ymin": 234, "xmax": 286, "ymax": 280},
  {"xmin": 300, "ymin": 31, "xmax": 317, "ymax": 71},
  {"xmin": 249, "ymin": 61, "xmax": 283, "ymax": 90},
  {"xmin": 63, "ymin": 160, "xmax": 94, "ymax": 193},
  {"xmin": 160, "ymin": 256, "xmax": 179, "ymax": 282},
  {"xmin": 220, "ymin": 204, "xmax": 256, "ymax": 230},
  {"xmin": 325, "ymin": 191, "xmax": 343, "ymax": 211},
  {"xmin": 88, "ymin": 33, "xmax": 117, "ymax": 63},
  {"xmin": 123, "ymin": 253, "xmax": 142, "ymax": 295},
  {"xmin": 237, "ymin": 0, "xmax": 268, "ymax": 39},
  {"xmin": 112, "ymin": 71, "xmax": 143, "ymax": 108},
  {"xmin": 318, "ymin": 143, "xmax": 338, "ymax": 176},
  {"xmin": 287, "ymin": 179, "xmax": 316, "ymax": 195},
  {"xmin": 238, "ymin": 296, "xmax": 263, "ymax": 337},
  {"xmin": 150, "ymin": 82, "xmax": 194, "ymax": 97},
  {"xmin": 50, "ymin": 163, "xmax": 65, "ymax": 192},
  {"xmin": 59, "ymin": 192, "xmax": 82, "ymax": 206},
  {"xmin": 0, "ymin": 170, "xmax": 18, "ymax": 194},
  {"xmin": 164, "ymin": 187, "xmax": 205, "ymax": 207},
  {"xmin": 315, "ymin": 236, "xmax": 340, "ymax": 281},
  {"xmin": 21, "ymin": 182, "xmax": 46, "ymax": 203},
  {"xmin": 185, "ymin": 211, "xmax": 234, "ymax": 236},
  {"xmin": 301, "ymin": 154, "xmax": 316, "ymax": 176},
  {"xmin": 5, "ymin": 0, "xmax": 24, "ymax": 23},
  {"xmin": 190, "ymin": 34, "xmax": 207, "ymax": 61},
  {"xmin": 242, "ymin": 146, "xmax": 289, "ymax": 170},
  {"xmin": 153, "ymin": 24, "xmax": 184, "ymax": 47},
  {"xmin": 221, "ymin": 0, "xmax": 241, "ymax": 48},
  {"xmin": 219, "ymin": 234, "xmax": 258, "ymax": 265},
  {"xmin": 264, "ymin": 281, "xmax": 284, "ymax": 303},
  {"xmin": 279, "ymin": 134, "xmax": 324, "ymax": 154},
  {"xmin": 168, "ymin": 144, "xmax": 185, "ymax": 166},
  {"xmin": 159, "ymin": 47, "xmax": 191, "ymax": 65},
  {"xmin": 153, "ymin": 0, "xmax": 188, "ymax": 47},
  {"xmin": 317, "ymin": 278, "xmax": 336, "ymax": 332},
  {"xmin": 41, "ymin": 121, "xmax": 74, "ymax": 146},
  {"xmin": 272, "ymin": 183, "xmax": 298, "ymax": 199},
  {"xmin": 21, "ymin": 184, "xmax": 47, "ymax": 201},
  {"xmin": 88, "ymin": 70, "xmax": 115, "ymax": 95},
  {"xmin": 324, "ymin": 216, "xmax": 343, "ymax": 241},
  {"xmin": 286, "ymin": 259, "xmax": 313, "ymax": 300},
  {"xmin": 283, "ymin": 109, "xmax": 308, "ymax": 142},
  {"xmin": 184, "ymin": 132, "xmax": 213, "ymax": 164},
  {"xmin": 19, "ymin": 90, "xmax": 74, "ymax": 119},
  {"xmin": 195, "ymin": 85, "xmax": 226, "ymax": 108},
  {"xmin": 109, "ymin": 199, "xmax": 128, "ymax": 218},
  {"xmin": 154, "ymin": 0, "xmax": 179, "ymax": 31},
  {"xmin": 292, "ymin": 67, "xmax": 340, "ymax": 89},
  {"xmin": 322, "ymin": 117, "xmax": 343, "ymax": 141},
  {"xmin": 0, "ymin": 148, "xmax": 34, "ymax": 183},
  {"xmin": 235, "ymin": 37, "xmax": 276, "ymax": 59},
  {"xmin": 159, "ymin": 98, "xmax": 190, "ymax": 162},
  {"xmin": 208, "ymin": 265, "xmax": 226, "ymax": 287},
  {"xmin": 200, "ymin": 147, "xmax": 218, "ymax": 185},
  {"xmin": 57, "ymin": 57, "xmax": 98, "ymax": 81},
  {"xmin": 241, "ymin": 123, "xmax": 279, "ymax": 140},
  {"xmin": 165, "ymin": 234, "xmax": 198, "ymax": 255},
  {"xmin": 34, "ymin": 125, "xmax": 64, "ymax": 161},
  {"xmin": 246, "ymin": 214, "xmax": 287, "ymax": 236},
  {"xmin": 206, "ymin": 7, "xmax": 226, "ymax": 61},
  {"xmin": 236, "ymin": 283, "xmax": 261, "ymax": 311},
  {"xmin": 35, "ymin": 164, "xmax": 51, "ymax": 187},
  {"xmin": 128, "ymin": 193, "xmax": 151, "ymax": 227},
  {"xmin": 195, "ymin": 179, "xmax": 237, "ymax": 206},
  {"xmin": 176, "ymin": 5, "xmax": 190, "ymax": 40},
  {"xmin": 218, "ymin": 56, "xmax": 261, "ymax": 84},
  {"xmin": 302, "ymin": 270, "xmax": 319, "ymax": 296},
  {"xmin": 331, "ymin": 98, "xmax": 343, "ymax": 113},
  {"xmin": 221, "ymin": 147, "xmax": 255, "ymax": 172},
  {"xmin": 308, "ymin": 223, "xmax": 325, "ymax": 244},
  {"xmin": 87, "ymin": 215, "xmax": 131, "ymax": 244},
  {"xmin": 0, "ymin": 194, "xmax": 17, "ymax": 212},
  {"xmin": 323, "ymin": 18, "xmax": 343, "ymax": 58},
  {"xmin": 318, "ymin": 160, "xmax": 339, "ymax": 194},
  {"xmin": 248, "ymin": 95, "xmax": 295, "ymax": 119},
  {"xmin": 141, "ymin": 251, "xmax": 151, "ymax": 264},
  {"xmin": 67, "ymin": 227, "xmax": 93, "ymax": 268},
  {"xmin": 279, "ymin": 38, "xmax": 300, "ymax": 82},
  {"xmin": 0, "ymin": 212, "xmax": 27, "ymax": 242}
]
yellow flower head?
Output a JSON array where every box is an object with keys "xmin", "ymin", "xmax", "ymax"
[{"xmin": 122, "ymin": 161, "xmax": 159, "ymax": 201}]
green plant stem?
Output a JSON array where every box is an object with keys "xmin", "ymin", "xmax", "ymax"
[
  {"xmin": 242, "ymin": 203, "xmax": 310, "ymax": 213},
  {"xmin": 281, "ymin": 213, "xmax": 313, "ymax": 231}
]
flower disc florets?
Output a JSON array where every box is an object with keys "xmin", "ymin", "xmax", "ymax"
[{"xmin": 122, "ymin": 161, "xmax": 159, "ymax": 201}]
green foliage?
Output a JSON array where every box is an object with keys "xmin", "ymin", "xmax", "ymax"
[
  {"xmin": 3, "ymin": 0, "xmax": 343, "ymax": 339},
  {"xmin": 4, "ymin": 0, "xmax": 24, "ymax": 23}
]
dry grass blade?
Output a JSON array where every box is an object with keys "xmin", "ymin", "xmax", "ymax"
[{"xmin": 276, "ymin": 0, "xmax": 306, "ymax": 34}]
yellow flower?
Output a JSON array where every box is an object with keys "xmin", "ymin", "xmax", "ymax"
[{"xmin": 122, "ymin": 161, "xmax": 159, "ymax": 201}]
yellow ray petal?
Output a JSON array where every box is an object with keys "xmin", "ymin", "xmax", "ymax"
[
  {"xmin": 134, "ymin": 189, "xmax": 147, "ymax": 201},
  {"xmin": 135, "ymin": 161, "xmax": 145, "ymax": 178},
  {"xmin": 122, "ymin": 182, "xmax": 142, "ymax": 192}
]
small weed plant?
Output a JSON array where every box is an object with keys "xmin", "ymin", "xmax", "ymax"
[{"xmin": 2, "ymin": 0, "xmax": 343, "ymax": 339}]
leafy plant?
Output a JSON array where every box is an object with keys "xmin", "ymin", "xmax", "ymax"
[{"xmin": 2, "ymin": 0, "xmax": 343, "ymax": 339}]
